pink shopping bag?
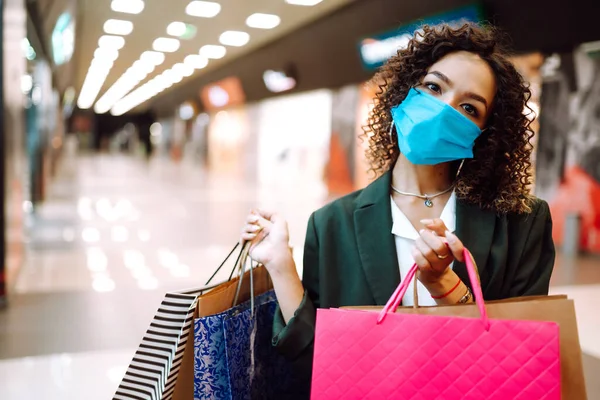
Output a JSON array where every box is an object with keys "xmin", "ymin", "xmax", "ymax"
[{"xmin": 311, "ymin": 249, "xmax": 561, "ymax": 400}]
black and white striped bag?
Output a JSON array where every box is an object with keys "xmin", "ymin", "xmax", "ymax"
[
  {"xmin": 113, "ymin": 244, "xmax": 249, "ymax": 400},
  {"xmin": 113, "ymin": 282, "xmax": 229, "ymax": 400}
]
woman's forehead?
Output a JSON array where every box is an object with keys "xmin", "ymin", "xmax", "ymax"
[{"xmin": 426, "ymin": 51, "xmax": 497, "ymax": 103}]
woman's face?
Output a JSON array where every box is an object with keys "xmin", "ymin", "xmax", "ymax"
[{"xmin": 418, "ymin": 51, "xmax": 497, "ymax": 129}]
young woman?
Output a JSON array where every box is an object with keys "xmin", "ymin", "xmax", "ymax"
[{"xmin": 241, "ymin": 22, "xmax": 554, "ymax": 391}]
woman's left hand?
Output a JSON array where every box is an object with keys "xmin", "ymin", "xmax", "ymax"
[{"xmin": 412, "ymin": 218, "xmax": 466, "ymax": 284}]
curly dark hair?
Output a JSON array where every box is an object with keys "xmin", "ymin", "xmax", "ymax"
[{"xmin": 363, "ymin": 22, "xmax": 535, "ymax": 214}]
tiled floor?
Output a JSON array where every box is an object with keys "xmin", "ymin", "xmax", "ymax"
[{"xmin": 0, "ymin": 148, "xmax": 599, "ymax": 399}]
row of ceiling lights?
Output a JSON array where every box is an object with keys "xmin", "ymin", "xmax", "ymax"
[{"xmin": 77, "ymin": 0, "xmax": 323, "ymax": 115}]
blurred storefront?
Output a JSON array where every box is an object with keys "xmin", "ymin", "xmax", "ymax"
[
  {"xmin": 256, "ymin": 89, "xmax": 332, "ymax": 196},
  {"xmin": 25, "ymin": 59, "xmax": 61, "ymax": 207},
  {"xmin": 198, "ymin": 76, "xmax": 256, "ymax": 181},
  {"xmin": 536, "ymin": 43, "xmax": 600, "ymax": 254},
  {"xmin": 2, "ymin": 0, "xmax": 28, "ymax": 304},
  {"xmin": 1, "ymin": 0, "xmax": 72, "ymax": 303}
]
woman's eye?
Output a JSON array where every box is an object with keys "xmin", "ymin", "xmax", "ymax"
[
  {"xmin": 462, "ymin": 104, "xmax": 479, "ymax": 117},
  {"xmin": 425, "ymin": 83, "xmax": 441, "ymax": 93}
]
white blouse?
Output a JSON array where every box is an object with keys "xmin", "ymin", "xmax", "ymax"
[{"xmin": 390, "ymin": 191, "xmax": 457, "ymax": 306}]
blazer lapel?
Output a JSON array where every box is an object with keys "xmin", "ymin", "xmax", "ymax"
[
  {"xmin": 454, "ymin": 200, "xmax": 496, "ymax": 290},
  {"xmin": 353, "ymin": 170, "xmax": 401, "ymax": 305}
]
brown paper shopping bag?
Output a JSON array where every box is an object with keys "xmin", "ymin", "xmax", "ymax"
[
  {"xmin": 349, "ymin": 295, "xmax": 587, "ymax": 400},
  {"xmin": 113, "ymin": 243, "xmax": 273, "ymax": 400}
]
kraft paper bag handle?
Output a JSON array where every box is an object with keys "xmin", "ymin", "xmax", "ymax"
[
  {"xmin": 232, "ymin": 243, "xmax": 267, "ymax": 315},
  {"xmin": 378, "ymin": 248, "xmax": 490, "ymax": 330},
  {"xmin": 233, "ymin": 242, "xmax": 251, "ymax": 307}
]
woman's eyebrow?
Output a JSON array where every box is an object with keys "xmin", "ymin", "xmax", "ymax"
[
  {"xmin": 465, "ymin": 92, "xmax": 488, "ymax": 110},
  {"xmin": 429, "ymin": 71, "xmax": 451, "ymax": 85},
  {"xmin": 428, "ymin": 70, "xmax": 488, "ymax": 110}
]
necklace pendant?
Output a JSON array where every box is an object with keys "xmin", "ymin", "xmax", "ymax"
[{"xmin": 424, "ymin": 198, "xmax": 433, "ymax": 208}]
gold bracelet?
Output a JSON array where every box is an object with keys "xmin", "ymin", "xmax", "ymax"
[{"xmin": 457, "ymin": 287, "xmax": 473, "ymax": 304}]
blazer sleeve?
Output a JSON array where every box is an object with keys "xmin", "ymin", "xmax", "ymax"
[
  {"xmin": 509, "ymin": 199, "xmax": 556, "ymax": 297},
  {"xmin": 271, "ymin": 212, "xmax": 320, "ymax": 379}
]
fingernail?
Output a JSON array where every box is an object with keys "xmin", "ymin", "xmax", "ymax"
[
  {"xmin": 445, "ymin": 230, "xmax": 456, "ymax": 243},
  {"xmin": 419, "ymin": 229, "xmax": 426, "ymax": 235},
  {"xmin": 420, "ymin": 219, "xmax": 434, "ymax": 225}
]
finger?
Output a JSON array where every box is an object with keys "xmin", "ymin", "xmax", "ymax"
[
  {"xmin": 254, "ymin": 216, "xmax": 273, "ymax": 231},
  {"xmin": 411, "ymin": 246, "xmax": 431, "ymax": 270},
  {"xmin": 242, "ymin": 224, "xmax": 262, "ymax": 234},
  {"xmin": 420, "ymin": 218, "xmax": 448, "ymax": 236},
  {"xmin": 246, "ymin": 213, "xmax": 260, "ymax": 224},
  {"xmin": 415, "ymin": 237, "xmax": 444, "ymax": 272},
  {"xmin": 420, "ymin": 229, "xmax": 451, "ymax": 260},
  {"xmin": 254, "ymin": 209, "xmax": 279, "ymax": 221},
  {"xmin": 240, "ymin": 232, "xmax": 257, "ymax": 242},
  {"xmin": 444, "ymin": 230, "xmax": 465, "ymax": 262}
]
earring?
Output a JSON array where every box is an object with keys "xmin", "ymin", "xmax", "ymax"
[{"xmin": 455, "ymin": 159, "xmax": 465, "ymax": 180}]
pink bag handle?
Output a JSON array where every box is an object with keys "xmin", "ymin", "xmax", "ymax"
[{"xmin": 377, "ymin": 248, "xmax": 490, "ymax": 330}]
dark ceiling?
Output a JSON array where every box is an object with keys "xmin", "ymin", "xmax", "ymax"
[{"xmin": 144, "ymin": 0, "xmax": 599, "ymax": 117}]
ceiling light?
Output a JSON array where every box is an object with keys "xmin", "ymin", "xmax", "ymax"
[
  {"xmin": 285, "ymin": 0, "xmax": 323, "ymax": 5},
  {"xmin": 103, "ymin": 19, "xmax": 134, "ymax": 35},
  {"xmin": 153, "ymin": 37, "xmax": 180, "ymax": 53},
  {"xmin": 111, "ymin": 0, "xmax": 144, "ymax": 14},
  {"xmin": 172, "ymin": 63, "xmax": 185, "ymax": 74},
  {"xmin": 219, "ymin": 31, "xmax": 250, "ymax": 47},
  {"xmin": 246, "ymin": 13, "xmax": 280, "ymax": 29},
  {"xmin": 184, "ymin": 54, "xmax": 208, "ymax": 69},
  {"xmin": 167, "ymin": 22, "xmax": 187, "ymax": 37},
  {"xmin": 167, "ymin": 22, "xmax": 197, "ymax": 39},
  {"xmin": 94, "ymin": 47, "xmax": 119, "ymax": 61},
  {"xmin": 152, "ymin": 75, "xmax": 170, "ymax": 91},
  {"xmin": 91, "ymin": 58, "xmax": 114, "ymax": 69},
  {"xmin": 181, "ymin": 64, "xmax": 194, "ymax": 77},
  {"xmin": 173, "ymin": 63, "xmax": 194, "ymax": 77},
  {"xmin": 132, "ymin": 60, "xmax": 155, "ymax": 74},
  {"xmin": 140, "ymin": 51, "xmax": 165, "ymax": 66},
  {"xmin": 98, "ymin": 35, "xmax": 125, "ymax": 49},
  {"xmin": 186, "ymin": 1, "xmax": 221, "ymax": 18},
  {"xmin": 263, "ymin": 69, "xmax": 297, "ymax": 92},
  {"xmin": 199, "ymin": 44, "xmax": 226, "ymax": 59},
  {"xmin": 179, "ymin": 103, "xmax": 195, "ymax": 120},
  {"xmin": 78, "ymin": 63, "xmax": 112, "ymax": 109},
  {"xmin": 162, "ymin": 69, "xmax": 181, "ymax": 84}
]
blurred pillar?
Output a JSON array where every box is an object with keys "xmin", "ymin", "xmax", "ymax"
[
  {"xmin": 563, "ymin": 212, "xmax": 582, "ymax": 257},
  {"xmin": 0, "ymin": 0, "xmax": 5, "ymax": 307},
  {"xmin": 1, "ymin": 0, "xmax": 27, "ymax": 306}
]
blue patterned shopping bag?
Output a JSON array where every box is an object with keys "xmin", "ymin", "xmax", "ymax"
[
  {"xmin": 193, "ymin": 290, "xmax": 294, "ymax": 400},
  {"xmin": 223, "ymin": 296, "xmax": 295, "ymax": 399}
]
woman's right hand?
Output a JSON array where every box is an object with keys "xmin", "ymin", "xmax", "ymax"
[
  {"xmin": 240, "ymin": 209, "xmax": 294, "ymax": 274},
  {"xmin": 242, "ymin": 209, "xmax": 305, "ymax": 324}
]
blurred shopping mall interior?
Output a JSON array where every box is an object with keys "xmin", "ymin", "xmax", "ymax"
[{"xmin": 1, "ymin": 0, "xmax": 600, "ymax": 398}]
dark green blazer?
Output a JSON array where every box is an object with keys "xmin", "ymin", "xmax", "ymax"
[{"xmin": 272, "ymin": 169, "xmax": 555, "ymax": 390}]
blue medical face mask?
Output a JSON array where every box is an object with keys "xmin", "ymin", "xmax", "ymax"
[{"xmin": 390, "ymin": 87, "xmax": 483, "ymax": 165}]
